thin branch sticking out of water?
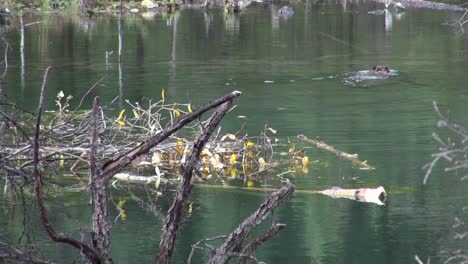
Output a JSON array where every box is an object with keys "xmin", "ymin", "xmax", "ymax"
[{"xmin": 422, "ymin": 101, "xmax": 468, "ymax": 184}]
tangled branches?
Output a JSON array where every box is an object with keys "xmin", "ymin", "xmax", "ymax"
[{"xmin": 422, "ymin": 101, "xmax": 468, "ymax": 184}]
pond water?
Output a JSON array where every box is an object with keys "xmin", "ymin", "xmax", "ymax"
[{"xmin": 1, "ymin": 1, "xmax": 468, "ymax": 263}]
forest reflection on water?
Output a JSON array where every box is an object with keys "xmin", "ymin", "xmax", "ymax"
[{"xmin": 1, "ymin": 1, "xmax": 468, "ymax": 263}]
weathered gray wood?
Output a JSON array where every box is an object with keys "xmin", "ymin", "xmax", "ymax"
[
  {"xmin": 90, "ymin": 97, "xmax": 113, "ymax": 264},
  {"xmin": 156, "ymin": 100, "xmax": 234, "ymax": 264},
  {"xmin": 208, "ymin": 182, "xmax": 295, "ymax": 264},
  {"xmin": 33, "ymin": 67, "xmax": 102, "ymax": 264}
]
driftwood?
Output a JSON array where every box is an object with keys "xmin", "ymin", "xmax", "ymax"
[
  {"xmin": 318, "ymin": 186, "xmax": 387, "ymax": 205},
  {"xmin": 297, "ymin": 134, "xmax": 375, "ymax": 170},
  {"xmin": 207, "ymin": 181, "xmax": 294, "ymax": 264}
]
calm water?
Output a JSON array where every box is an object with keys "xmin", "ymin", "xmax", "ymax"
[{"xmin": 2, "ymin": 2, "xmax": 468, "ymax": 263}]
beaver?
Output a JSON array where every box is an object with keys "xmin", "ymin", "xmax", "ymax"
[{"xmin": 369, "ymin": 65, "xmax": 391, "ymax": 75}]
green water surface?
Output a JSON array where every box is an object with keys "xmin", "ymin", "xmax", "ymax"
[{"xmin": 1, "ymin": 2, "xmax": 468, "ymax": 263}]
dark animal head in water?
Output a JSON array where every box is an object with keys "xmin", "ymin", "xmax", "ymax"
[{"xmin": 369, "ymin": 65, "xmax": 391, "ymax": 75}]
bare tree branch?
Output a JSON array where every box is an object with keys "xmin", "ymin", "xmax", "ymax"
[
  {"xmin": 156, "ymin": 100, "xmax": 235, "ymax": 264},
  {"xmin": 33, "ymin": 67, "xmax": 102, "ymax": 264},
  {"xmin": 208, "ymin": 181, "xmax": 295, "ymax": 264}
]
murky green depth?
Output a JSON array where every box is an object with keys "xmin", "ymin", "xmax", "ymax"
[{"xmin": 2, "ymin": 2, "xmax": 468, "ymax": 263}]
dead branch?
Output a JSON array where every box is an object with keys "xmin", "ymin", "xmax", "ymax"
[
  {"xmin": 156, "ymin": 100, "xmax": 234, "ymax": 264},
  {"xmin": 0, "ymin": 240, "xmax": 52, "ymax": 264},
  {"xmin": 33, "ymin": 67, "xmax": 102, "ymax": 264},
  {"xmin": 423, "ymin": 101, "xmax": 468, "ymax": 184},
  {"xmin": 297, "ymin": 134, "xmax": 375, "ymax": 170},
  {"xmin": 447, "ymin": 10, "xmax": 468, "ymax": 33},
  {"xmin": 237, "ymin": 223, "xmax": 286, "ymax": 264},
  {"xmin": 187, "ymin": 235, "xmax": 226, "ymax": 264},
  {"xmin": 89, "ymin": 96, "xmax": 113, "ymax": 264},
  {"xmin": 207, "ymin": 181, "xmax": 295, "ymax": 264},
  {"xmin": 101, "ymin": 90, "xmax": 242, "ymax": 181}
]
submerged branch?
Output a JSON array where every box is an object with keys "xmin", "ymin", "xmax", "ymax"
[{"xmin": 0, "ymin": 240, "xmax": 52, "ymax": 264}]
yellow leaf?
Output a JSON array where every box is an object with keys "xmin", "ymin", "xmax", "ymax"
[
  {"xmin": 230, "ymin": 154, "xmax": 237, "ymax": 164},
  {"xmin": 175, "ymin": 146, "xmax": 184, "ymax": 155},
  {"xmin": 177, "ymin": 140, "xmax": 184, "ymax": 146},
  {"xmin": 188, "ymin": 203, "xmax": 193, "ymax": 214},
  {"xmin": 230, "ymin": 167, "xmax": 237, "ymax": 179},
  {"xmin": 133, "ymin": 110, "xmax": 139, "ymax": 118},
  {"xmin": 118, "ymin": 199, "xmax": 126, "ymax": 207},
  {"xmin": 246, "ymin": 141, "xmax": 255, "ymax": 147},
  {"xmin": 121, "ymin": 211, "xmax": 127, "ymax": 220},
  {"xmin": 117, "ymin": 109, "xmax": 126, "ymax": 120},
  {"xmin": 161, "ymin": 88, "xmax": 165, "ymax": 100},
  {"xmin": 302, "ymin": 156, "xmax": 310, "ymax": 167},
  {"xmin": 187, "ymin": 104, "xmax": 192, "ymax": 113},
  {"xmin": 136, "ymin": 141, "xmax": 142, "ymax": 147},
  {"xmin": 117, "ymin": 120, "xmax": 126, "ymax": 126},
  {"xmin": 246, "ymin": 180, "xmax": 254, "ymax": 187},
  {"xmin": 174, "ymin": 109, "xmax": 181, "ymax": 117}
]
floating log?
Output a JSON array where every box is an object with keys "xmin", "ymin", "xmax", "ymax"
[
  {"xmin": 113, "ymin": 172, "xmax": 161, "ymax": 183},
  {"xmin": 297, "ymin": 134, "xmax": 375, "ymax": 170},
  {"xmin": 318, "ymin": 186, "xmax": 387, "ymax": 205}
]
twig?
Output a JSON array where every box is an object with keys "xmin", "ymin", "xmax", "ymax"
[
  {"xmin": 187, "ymin": 235, "xmax": 226, "ymax": 264},
  {"xmin": 238, "ymin": 223, "xmax": 286, "ymax": 264},
  {"xmin": 0, "ymin": 240, "xmax": 52, "ymax": 264}
]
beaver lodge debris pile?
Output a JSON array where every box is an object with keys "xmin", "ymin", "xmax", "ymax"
[
  {"xmin": 0, "ymin": 89, "xmax": 375, "ymax": 191},
  {"xmin": 0, "ymin": 89, "xmax": 299, "ymax": 188}
]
